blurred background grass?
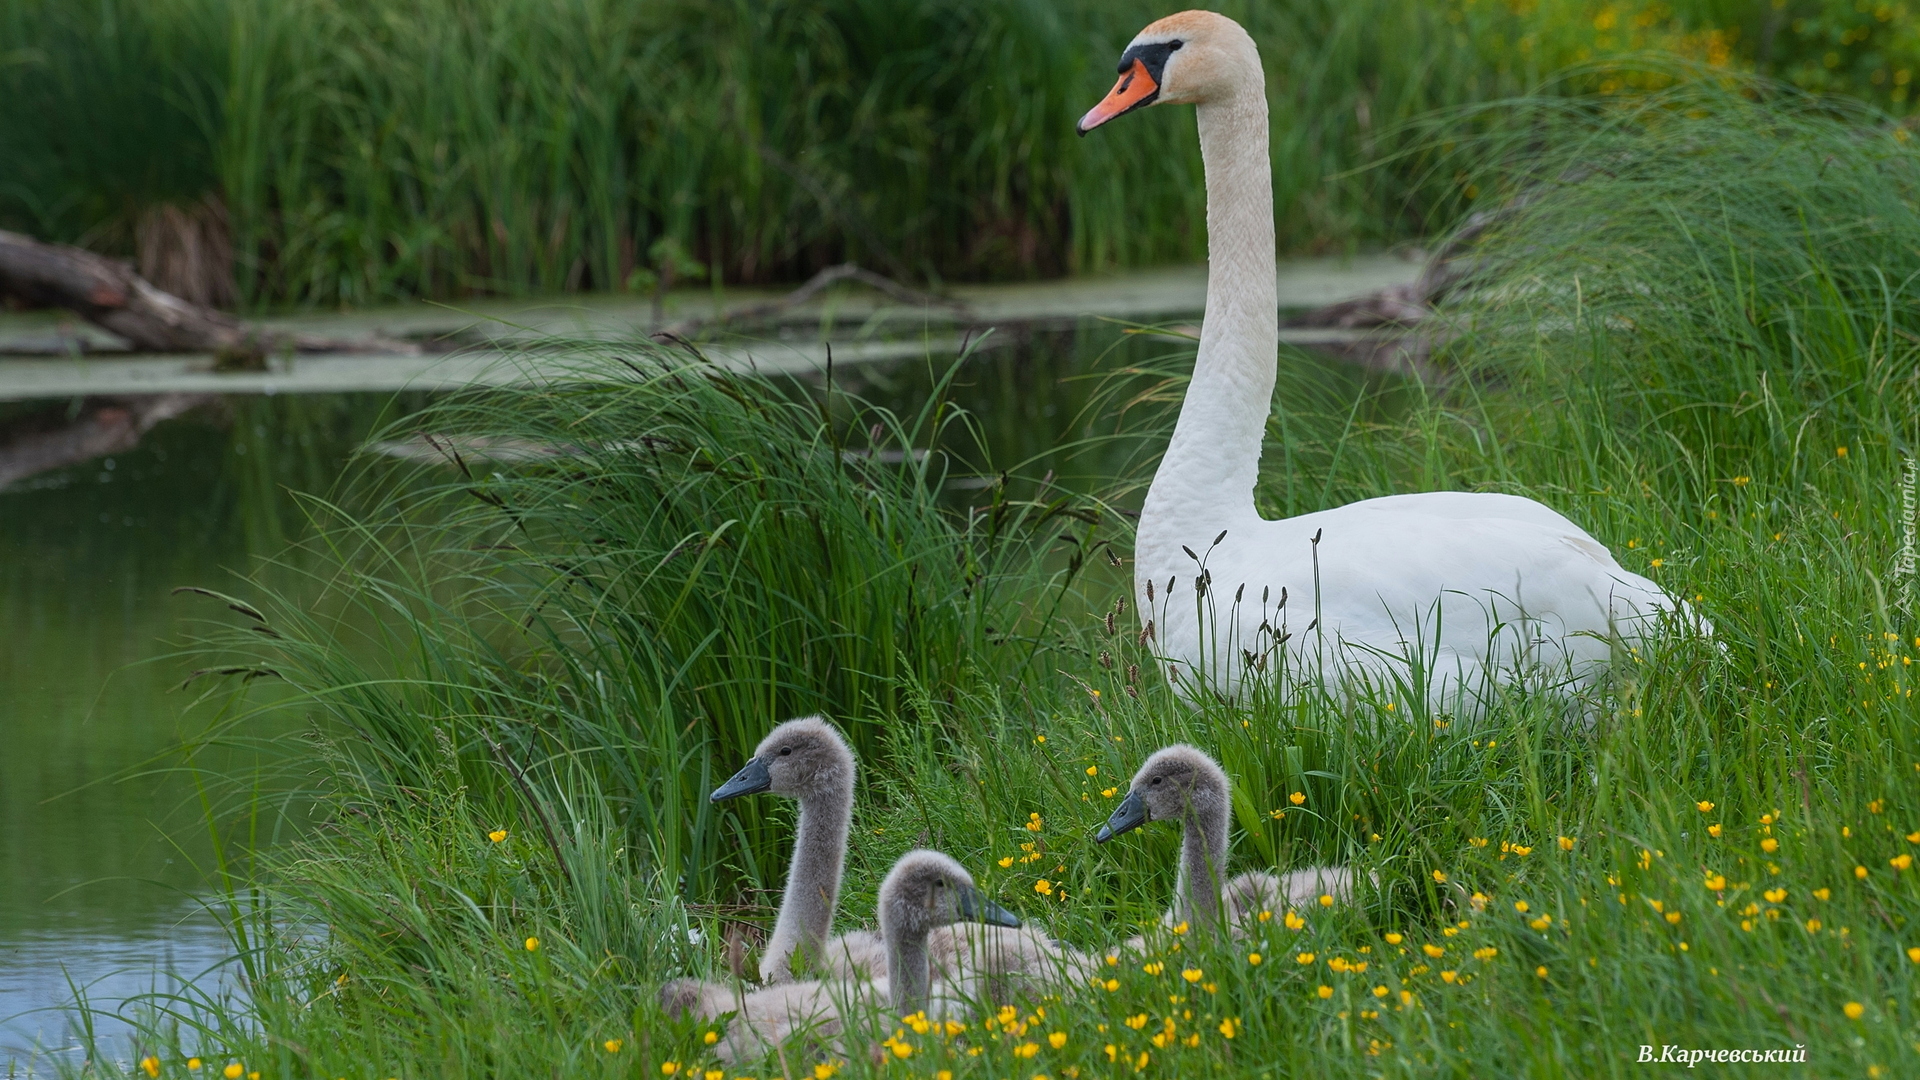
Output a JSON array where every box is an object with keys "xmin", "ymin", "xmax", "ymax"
[{"xmin": 6, "ymin": 0, "xmax": 1895, "ymax": 308}]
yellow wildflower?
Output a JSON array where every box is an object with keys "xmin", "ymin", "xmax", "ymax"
[{"xmin": 488, "ymin": 829, "xmax": 508, "ymax": 843}]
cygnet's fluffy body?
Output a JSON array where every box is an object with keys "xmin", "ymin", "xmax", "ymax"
[{"xmin": 666, "ymin": 850, "xmax": 1018, "ymax": 1065}]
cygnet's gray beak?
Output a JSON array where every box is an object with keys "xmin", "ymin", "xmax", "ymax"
[
  {"xmin": 957, "ymin": 887, "xmax": 1022, "ymax": 929},
  {"xmin": 1095, "ymin": 789, "xmax": 1148, "ymax": 842},
  {"xmin": 710, "ymin": 756, "xmax": 772, "ymax": 801}
]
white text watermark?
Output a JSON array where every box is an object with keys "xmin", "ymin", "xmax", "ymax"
[
  {"xmin": 1899, "ymin": 454, "xmax": 1917, "ymax": 618},
  {"xmin": 1638, "ymin": 1044, "xmax": 1807, "ymax": 1066}
]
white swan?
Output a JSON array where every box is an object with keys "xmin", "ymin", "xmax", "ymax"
[
  {"xmin": 1079, "ymin": 11, "xmax": 1701, "ymax": 710},
  {"xmin": 662, "ymin": 849, "xmax": 1020, "ymax": 1065},
  {"xmin": 1094, "ymin": 743, "xmax": 1353, "ymax": 940}
]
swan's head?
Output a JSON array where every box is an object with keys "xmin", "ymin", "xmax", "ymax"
[
  {"xmin": 879, "ymin": 849, "xmax": 1022, "ymax": 942},
  {"xmin": 710, "ymin": 714, "xmax": 854, "ymax": 802},
  {"xmin": 1095, "ymin": 743, "xmax": 1229, "ymax": 841},
  {"xmin": 1076, "ymin": 11, "xmax": 1262, "ymax": 135}
]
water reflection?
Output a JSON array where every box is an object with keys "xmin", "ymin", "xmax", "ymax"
[
  {"xmin": 0, "ymin": 393, "xmax": 424, "ymax": 1069},
  {"xmin": 0, "ymin": 911, "xmax": 236, "ymax": 1068}
]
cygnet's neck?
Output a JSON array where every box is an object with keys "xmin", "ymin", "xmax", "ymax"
[
  {"xmin": 883, "ymin": 910, "xmax": 934, "ymax": 1016},
  {"xmin": 1174, "ymin": 786, "xmax": 1232, "ymax": 931},
  {"xmin": 761, "ymin": 781, "xmax": 851, "ymax": 983}
]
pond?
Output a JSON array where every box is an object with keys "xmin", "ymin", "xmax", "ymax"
[{"xmin": 0, "ymin": 322, "xmax": 1384, "ymax": 1071}]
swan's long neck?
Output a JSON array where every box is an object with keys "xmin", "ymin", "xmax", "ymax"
[
  {"xmin": 1137, "ymin": 83, "xmax": 1277, "ymax": 586},
  {"xmin": 1174, "ymin": 789, "xmax": 1231, "ymax": 931},
  {"xmin": 761, "ymin": 783, "xmax": 851, "ymax": 983},
  {"xmin": 885, "ymin": 918, "xmax": 933, "ymax": 1016}
]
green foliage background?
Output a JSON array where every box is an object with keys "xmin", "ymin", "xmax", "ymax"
[{"xmin": 8, "ymin": 0, "xmax": 1902, "ymax": 308}]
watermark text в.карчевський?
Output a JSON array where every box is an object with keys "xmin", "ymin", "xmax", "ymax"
[{"xmin": 1638, "ymin": 1044, "xmax": 1807, "ymax": 1066}]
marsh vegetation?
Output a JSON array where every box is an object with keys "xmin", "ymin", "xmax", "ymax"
[{"xmin": 52, "ymin": 81, "xmax": 1914, "ymax": 1077}]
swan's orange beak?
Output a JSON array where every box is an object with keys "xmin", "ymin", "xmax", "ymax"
[{"xmin": 1077, "ymin": 58, "xmax": 1159, "ymax": 136}]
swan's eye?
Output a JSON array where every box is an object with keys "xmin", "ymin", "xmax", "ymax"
[
  {"xmin": 1168, "ymin": 39, "xmax": 1183, "ymax": 50},
  {"xmin": 1151, "ymin": 777, "xmax": 1163, "ymax": 786},
  {"xmin": 779, "ymin": 747, "xmax": 792, "ymax": 757}
]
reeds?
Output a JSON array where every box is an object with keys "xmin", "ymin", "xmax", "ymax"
[{"xmin": 2, "ymin": 0, "xmax": 1672, "ymax": 308}]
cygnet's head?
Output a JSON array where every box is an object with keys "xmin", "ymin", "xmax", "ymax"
[
  {"xmin": 1095, "ymin": 743, "xmax": 1230, "ymax": 842},
  {"xmin": 1076, "ymin": 11, "xmax": 1262, "ymax": 135},
  {"xmin": 709, "ymin": 715, "xmax": 854, "ymax": 803},
  {"xmin": 878, "ymin": 849, "xmax": 1021, "ymax": 941}
]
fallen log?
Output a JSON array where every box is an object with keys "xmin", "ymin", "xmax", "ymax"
[
  {"xmin": 0, "ymin": 229, "xmax": 418, "ymax": 357},
  {"xmin": 654, "ymin": 262, "xmax": 970, "ymax": 340}
]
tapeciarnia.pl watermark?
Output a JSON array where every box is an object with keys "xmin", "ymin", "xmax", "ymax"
[
  {"xmin": 1637, "ymin": 1044, "xmax": 1807, "ymax": 1066},
  {"xmin": 1898, "ymin": 454, "xmax": 1917, "ymax": 617}
]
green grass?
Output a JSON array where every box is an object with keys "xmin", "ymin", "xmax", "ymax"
[
  {"xmin": 0, "ymin": 0, "xmax": 1772, "ymax": 308},
  {"xmin": 79, "ymin": 83, "xmax": 1920, "ymax": 1077}
]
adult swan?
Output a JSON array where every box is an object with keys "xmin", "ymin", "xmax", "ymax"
[{"xmin": 1078, "ymin": 11, "xmax": 1701, "ymax": 711}]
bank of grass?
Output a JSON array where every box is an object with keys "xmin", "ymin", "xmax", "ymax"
[
  {"xmin": 102, "ymin": 87, "xmax": 1920, "ymax": 1076},
  {"xmin": 0, "ymin": 0, "xmax": 1739, "ymax": 308}
]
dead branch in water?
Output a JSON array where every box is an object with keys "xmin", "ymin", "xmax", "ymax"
[
  {"xmin": 0, "ymin": 393, "xmax": 219, "ymax": 491},
  {"xmin": 1281, "ymin": 204, "xmax": 1524, "ymax": 384},
  {"xmin": 654, "ymin": 261, "xmax": 970, "ymax": 340},
  {"xmin": 0, "ymin": 229, "xmax": 418, "ymax": 357}
]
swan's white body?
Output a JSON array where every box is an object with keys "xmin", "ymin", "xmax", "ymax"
[{"xmin": 1085, "ymin": 12, "xmax": 1699, "ymax": 710}]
